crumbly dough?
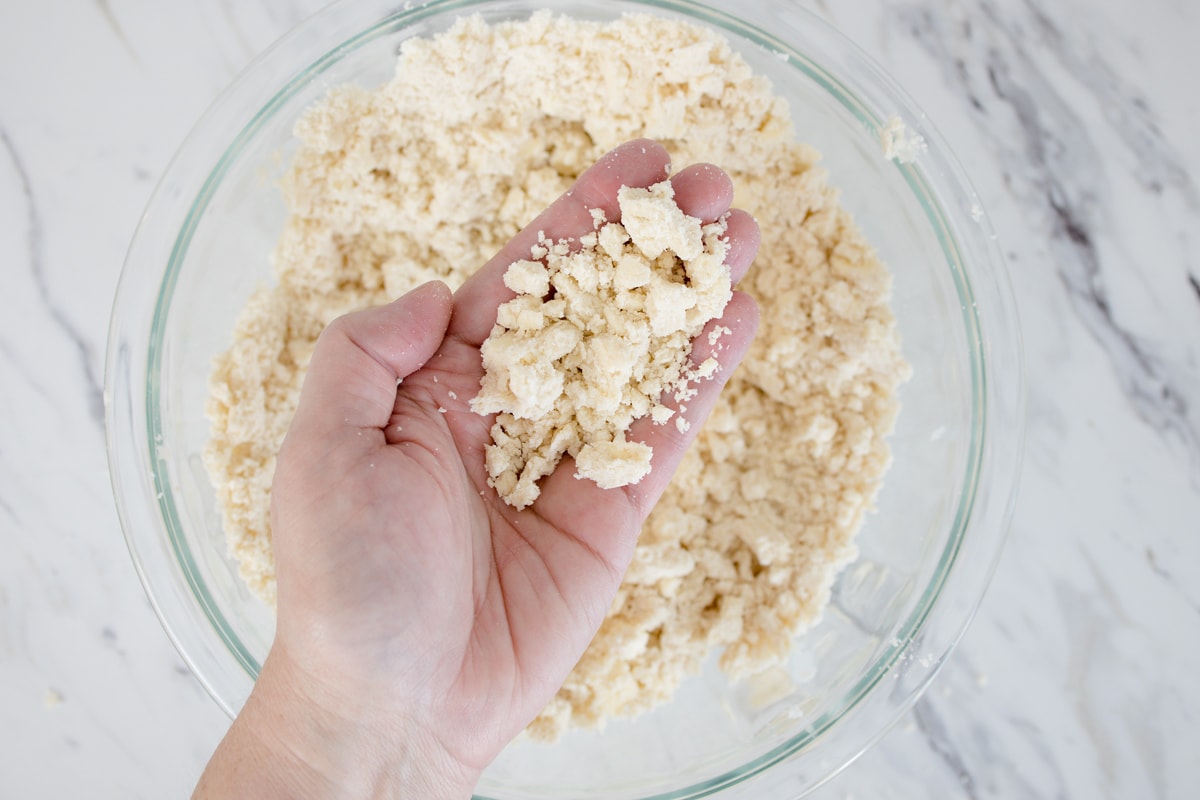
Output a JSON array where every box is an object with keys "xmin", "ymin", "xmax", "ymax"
[
  {"xmin": 204, "ymin": 11, "xmax": 911, "ymax": 739},
  {"xmin": 472, "ymin": 181, "xmax": 731, "ymax": 509}
]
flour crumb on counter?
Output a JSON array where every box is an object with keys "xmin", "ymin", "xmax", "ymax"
[
  {"xmin": 43, "ymin": 688, "xmax": 64, "ymax": 710},
  {"xmin": 471, "ymin": 180, "xmax": 731, "ymax": 509}
]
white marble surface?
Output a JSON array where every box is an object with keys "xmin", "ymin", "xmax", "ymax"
[{"xmin": 2, "ymin": 0, "xmax": 1197, "ymax": 797}]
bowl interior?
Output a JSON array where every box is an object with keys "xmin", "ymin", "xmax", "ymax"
[{"xmin": 132, "ymin": 0, "xmax": 988, "ymax": 797}]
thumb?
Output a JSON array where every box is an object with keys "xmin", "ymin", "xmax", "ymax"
[{"xmin": 291, "ymin": 281, "xmax": 453, "ymax": 437}]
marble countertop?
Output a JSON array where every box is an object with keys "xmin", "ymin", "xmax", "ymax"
[{"xmin": 2, "ymin": 0, "xmax": 1197, "ymax": 796}]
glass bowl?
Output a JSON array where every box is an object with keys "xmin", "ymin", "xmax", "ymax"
[{"xmin": 104, "ymin": 0, "xmax": 1023, "ymax": 797}]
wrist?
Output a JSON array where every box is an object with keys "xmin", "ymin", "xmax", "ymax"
[{"xmin": 195, "ymin": 644, "xmax": 480, "ymax": 800}]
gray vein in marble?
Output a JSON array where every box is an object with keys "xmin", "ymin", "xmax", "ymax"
[
  {"xmin": 74, "ymin": 696, "xmax": 145, "ymax": 767},
  {"xmin": 891, "ymin": 1, "xmax": 1200, "ymax": 482},
  {"xmin": 1079, "ymin": 547, "xmax": 1134, "ymax": 625},
  {"xmin": 1120, "ymin": 692, "xmax": 1168, "ymax": 800},
  {"xmin": 1043, "ymin": 187, "xmax": 1197, "ymax": 480},
  {"xmin": 1056, "ymin": 580, "xmax": 1122, "ymax": 790},
  {"xmin": 912, "ymin": 654, "xmax": 1074, "ymax": 798},
  {"xmin": 995, "ymin": 712, "xmax": 1069, "ymax": 798},
  {"xmin": 912, "ymin": 697, "xmax": 979, "ymax": 799},
  {"xmin": 94, "ymin": 0, "xmax": 138, "ymax": 63},
  {"xmin": 1189, "ymin": 273, "xmax": 1200, "ymax": 304},
  {"xmin": 0, "ymin": 491, "xmax": 18, "ymax": 526},
  {"xmin": 258, "ymin": 0, "xmax": 315, "ymax": 30},
  {"xmin": 0, "ymin": 585, "xmax": 11, "ymax": 659},
  {"xmin": 0, "ymin": 127, "xmax": 105, "ymax": 427},
  {"xmin": 1019, "ymin": 0, "xmax": 1198, "ymax": 207},
  {"xmin": 101, "ymin": 625, "xmax": 129, "ymax": 659},
  {"xmin": 1144, "ymin": 546, "xmax": 1200, "ymax": 616},
  {"xmin": 1057, "ymin": 543, "xmax": 1179, "ymax": 796},
  {"xmin": 808, "ymin": 0, "xmax": 833, "ymax": 20},
  {"xmin": 1144, "ymin": 547, "xmax": 1170, "ymax": 580},
  {"xmin": 0, "ymin": 337, "xmax": 57, "ymax": 410},
  {"xmin": 218, "ymin": 0, "xmax": 258, "ymax": 63}
]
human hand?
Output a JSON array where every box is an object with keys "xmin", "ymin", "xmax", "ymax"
[{"xmin": 193, "ymin": 139, "xmax": 760, "ymax": 799}]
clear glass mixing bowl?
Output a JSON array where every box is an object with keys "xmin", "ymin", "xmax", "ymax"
[{"xmin": 105, "ymin": 0, "xmax": 1023, "ymax": 796}]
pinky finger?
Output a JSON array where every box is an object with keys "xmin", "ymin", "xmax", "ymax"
[
  {"xmin": 621, "ymin": 291, "xmax": 760, "ymax": 517},
  {"xmin": 723, "ymin": 209, "xmax": 760, "ymax": 286}
]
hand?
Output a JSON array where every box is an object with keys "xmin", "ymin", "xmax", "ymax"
[{"xmin": 193, "ymin": 139, "xmax": 760, "ymax": 799}]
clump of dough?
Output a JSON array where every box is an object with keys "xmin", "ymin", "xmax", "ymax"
[
  {"xmin": 204, "ymin": 11, "xmax": 911, "ymax": 741},
  {"xmin": 472, "ymin": 181, "xmax": 731, "ymax": 509}
]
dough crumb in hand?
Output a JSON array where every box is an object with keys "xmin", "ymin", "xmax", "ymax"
[{"xmin": 472, "ymin": 180, "xmax": 733, "ymax": 510}]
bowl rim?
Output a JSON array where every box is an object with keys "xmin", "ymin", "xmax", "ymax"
[{"xmin": 105, "ymin": 0, "xmax": 1025, "ymax": 797}]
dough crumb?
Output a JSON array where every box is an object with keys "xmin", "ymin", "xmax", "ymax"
[
  {"xmin": 43, "ymin": 688, "xmax": 64, "ymax": 709},
  {"xmin": 471, "ymin": 180, "xmax": 731, "ymax": 509},
  {"xmin": 880, "ymin": 115, "xmax": 927, "ymax": 163}
]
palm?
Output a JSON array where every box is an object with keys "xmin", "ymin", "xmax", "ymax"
[
  {"xmin": 385, "ymin": 324, "xmax": 642, "ymax": 747},
  {"xmin": 268, "ymin": 140, "xmax": 759, "ymax": 773}
]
